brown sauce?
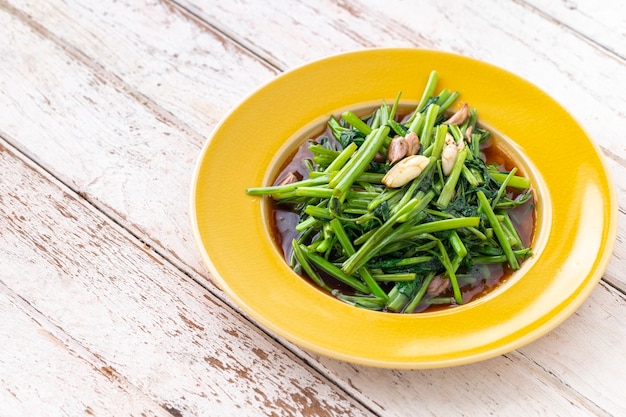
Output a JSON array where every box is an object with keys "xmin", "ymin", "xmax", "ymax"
[{"xmin": 268, "ymin": 114, "xmax": 535, "ymax": 313}]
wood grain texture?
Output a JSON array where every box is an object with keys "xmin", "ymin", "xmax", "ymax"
[
  {"xmin": 523, "ymin": 0, "xmax": 626, "ymax": 59},
  {"xmin": 0, "ymin": 141, "xmax": 373, "ymax": 417},
  {"xmin": 0, "ymin": 286, "xmax": 174, "ymax": 417},
  {"xmin": 0, "ymin": 0, "xmax": 279, "ymax": 278},
  {"xmin": 0, "ymin": 0, "xmax": 625, "ymax": 415}
]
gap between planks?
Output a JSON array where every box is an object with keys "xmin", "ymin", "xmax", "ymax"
[
  {"xmin": 515, "ymin": 0, "xmax": 626, "ymax": 62},
  {"xmin": 0, "ymin": 280, "xmax": 175, "ymax": 417},
  {"xmin": 167, "ymin": 0, "xmax": 285, "ymax": 72}
]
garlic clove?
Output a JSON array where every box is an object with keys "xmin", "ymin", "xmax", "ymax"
[
  {"xmin": 444, "ymin": 102, "xmax": 469, "ymax": 126},
  {"xmin": 387, "ymin": 136, "xmax": 408, "ymax": 164},
  {"xmin": 404, "ymin": 131, "xmax": 421, "ymax": 156},
  {"xmin": 426, "ymin": 275, "xmax": 450, "ymax": 296},
  {"xmin": 442, "ymin": 143, "xmax": 460, "ymax": 177},
  {"xmin": 465, "ymin": 125, "xmax": 473, "ymax": 142},
  {"xmin": 382, "ymin": 155, "xmax": 430, "ymax": 188},
  {"xmin": 276, "ymin": 171, "xmax": 300, "ymax": 186}
]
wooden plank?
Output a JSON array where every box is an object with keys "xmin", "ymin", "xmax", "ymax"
[
  {"xmin": 511, "ymin": 283, "xmax": 626, "ymax": 415},
  {"xmin": 0, "ymin": 141, "xmax": 373, "ymax": 416},
  {"xmin": 0, "ymin": 0, "xmax": 282, "ymax": 281},
  {"xmin": 522, "ymin": 0, "xmax": 626, "ymax": 58},
  {"xmin": 1, "ymin": 0, "xmax": 278, "ymax": 135},
  {"xmin": 0, "ymin": 286, "xmax": 173, "ymax": 417}
]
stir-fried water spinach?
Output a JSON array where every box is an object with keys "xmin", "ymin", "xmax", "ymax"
[{"xmin": 247, "ymin": 71, "xmax": 534, "ymax": 313}]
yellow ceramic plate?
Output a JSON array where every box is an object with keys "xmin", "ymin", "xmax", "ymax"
[{"xmin": 191, "ymin": 49, "xmax": 616, "ymax": 368}]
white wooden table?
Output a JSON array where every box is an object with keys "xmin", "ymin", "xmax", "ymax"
[{"xmin": 1, "ymin": 0, "xmax": 625, "ymax": 415}]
